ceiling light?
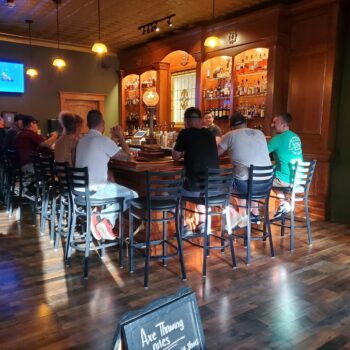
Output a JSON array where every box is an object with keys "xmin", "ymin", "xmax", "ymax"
[
  {"xmin": 6, "ymin": 0, "xmax": 15, "ymax": 8},
  {"xmin": 204, "ymin": 0, "xmax": 220, "ymax": 48},
  {"xmin": 52, "ymin": 0, "xmax": 66, "ymax": 69},
  {"xmin": 25, "ymin": 19, "xmax": 39, "ymax": 78},
  {"xmin": 91, "ymin": 0, "xmax": 108, "ymax": 54},
  {"xmin": 52, "ymin": 58, "xmax": 66, "ymax": 68},
  {"xmin": 155, "ymin": 22, "xmax": 160, "ymax": 32},
  {"xmin": 138, "ymin": 14, "xmax": 175, "ymax": 35},
  {"xmin": 167, "ymin": 17, "xmax": 173, "ymax": 27}
]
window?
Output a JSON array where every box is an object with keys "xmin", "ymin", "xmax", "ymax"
[{"xmin": 171, "ymin": 70, "xmax": 196, "ymax": 123}]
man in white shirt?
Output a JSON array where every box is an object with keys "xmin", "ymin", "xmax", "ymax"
[
  {"xmin": 76, "ymin": 110, "xmax": 138, "ymax": 240},
  {"xmin": 218, "ymin": 113, "xmax": 271, "ymax": 227}
]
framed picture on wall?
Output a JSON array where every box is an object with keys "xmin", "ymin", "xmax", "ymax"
[{"xmin": 1, "ymin": 111, "xmax": 16, "ymax": 127}]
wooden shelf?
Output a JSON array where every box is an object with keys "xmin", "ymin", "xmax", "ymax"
[
  {"xmin": 233, "ymin": 93, "xmax": 267, "ymax": 98},
  {"xmin": 206, "ymin": 75, "xmax": 231, "ymax": 81},
  {"xmin": 203, "ymin": 96, "xmax": 231, "ymax": 101},
  {"xmin": 234, "ymin": 70, "xmax": 267, "ymax": 77}
]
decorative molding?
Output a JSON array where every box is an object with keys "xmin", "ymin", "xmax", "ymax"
[{"xmin": 0, "ymin": 32, "xmax": 117, "ymax": 55}]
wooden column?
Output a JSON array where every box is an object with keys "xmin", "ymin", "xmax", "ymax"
[{"xmin": 153, "ymin": 62, "xmax": 170, "ymax": 127}]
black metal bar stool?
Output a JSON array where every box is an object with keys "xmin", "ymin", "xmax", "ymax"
[
  {"xmin": 271, "ymin": 160, "xmax": 317, "ymax": 251},
  {"xmin": 181, "ymin": 167, "xmax": 236, "ymax": 277},
  {"xmin": 231, "ymin": 165, "xmax": 275, "ymax": 265},
  {"xmin": 54, "ymin": 162, "xmax": 72, "ymax": 254},
  {"xmin": 66, "ymin": 167, "xmax": 125, "ymax": 279},
  {"xmin": 128, "ymin": 169, "xmax": 186, "ymax": 289},
  {"xmin": 38, "ymin": 154, "xmax": 57, "ymax": 240}
]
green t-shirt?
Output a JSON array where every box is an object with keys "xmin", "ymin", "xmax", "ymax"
[{"xmin": 268, "ymin": 130, "xmax": 303, "ymax": 184}]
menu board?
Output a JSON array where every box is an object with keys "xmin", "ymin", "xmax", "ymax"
[{"xmin": 112, "ymin": 288, "xmax": 206, "ymax": 350}]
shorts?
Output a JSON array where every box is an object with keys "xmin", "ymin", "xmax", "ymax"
[{"xmin": 273, "ymin": 177, "xmax": 290, "ymax": 188}]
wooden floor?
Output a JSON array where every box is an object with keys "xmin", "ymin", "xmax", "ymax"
[{"xmin": 1, "ymin": 205, "xmax": 350, "ymax": 350}]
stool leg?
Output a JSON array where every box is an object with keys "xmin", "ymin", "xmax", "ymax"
[
  {"xmin": 144, "ymin": 212, "xmax": 152, "ymax": 288},
  {"xmin": 84, "ymin": 213, "xmax": 91, "ymax": 279},
  {"xmin": 265, "ymin": 200, "xmax": 274, "ymax": 257},
  {"xmin": 202, "ymin": 216, "xmax": 209, "ymax": 277},
  {"xmin": 66, "ymin": 210, "xmax": 76, "ymax": 266},
  {"xmin": 55, "ymin": 199, "xmax": 64, "ymax": 250},
  {"xmin": 118, "ymin": 202, "xmax": 124, "ymax": 268},
  {"xmin": 162, "ymin": 211, "xmax": 167, "ymax": 266},
  {"xmin": 40, "ymin": 189, "xmax": 48, "ymax": 235},
  {"xmin": 17, "ymin": 174, "xmax": 23, "ymax": 221},
  {"xmin": 246, "ymin": 213, "xmax": 251, "ymax": 265},
  {"xmin": 129, "ymin": 209, "xmax": 134, "ymax": 273},
  {"xmin": 290, "ymin": 197, "xmax": 295, "ymax": 251},
  {"xmin": 305, "ymin": 196, "xmax": 312, "ymax": 245},
  {"xmin": 281, "ymin": 216, "xmax": 286, "ymax": 237},
  {"xmin": 175, "ymin": 206, "xmax": 186, "ymax": 281},
  {"xmin": 50, "ymin": 191, "xmax": 56, "ymax": 242}
]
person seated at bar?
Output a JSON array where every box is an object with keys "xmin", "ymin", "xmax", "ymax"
[
  {"xmin": 14, "ymin": 115, "xmax": 58, "ymax": 199},
  {"xmin": 218, "ymin": 112, "xmax": 271, "ymax": 227},
  {"xmin": 54, "ymin": 111, "xmax": 83, "ymax": 166},
  {"xmin": 15, "ymin": 115, "xmax": 58, "ymax": 173},
  {"xmin": 75, "ymin": 109, "xmax": 138, "ymax": 240},
  {"xmin": 172, "ymin": 107, "xmax": 219, "ymax": 234},
  {"xmin": 3, "ymin": 113, "xmax": 24, "ymax": 152},
  {"xmin": 203, "ymin": 111, "xmax": 222, "ymax": 144},
  {"xmin": 268, "ymin": 112, "xmax": 303, "ymax": 219}
]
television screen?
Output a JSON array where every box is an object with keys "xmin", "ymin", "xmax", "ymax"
[{"xmin": 0, "ymin": 61, "xmax": 25, "ymax": 93}]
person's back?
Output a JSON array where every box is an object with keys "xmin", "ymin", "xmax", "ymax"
[
  {"xmin": 175, "ymin": 127, "xmax": 219, "ymax": 190},
  {"xmin": 268, "ymin": 113, "xmax": 303, "ymax": 185},
  {"xmin": 76, "ymin": 129, "xmax": 117, "ymax": 184},
  {"xmin": 4, "ymin": 114, "xmax": 24, "ymax": 152},
  {"xmin": 221, "ymin": 126, "xmax": 271, "ymax": 180},
  {"xmin": 55, "ymin": 112, "xmax": 82, "ymax": 167}
]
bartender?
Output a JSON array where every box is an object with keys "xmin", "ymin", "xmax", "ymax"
[{"xmin": 203, "ymin": 111, "xmax": 222, "ymax": 144}]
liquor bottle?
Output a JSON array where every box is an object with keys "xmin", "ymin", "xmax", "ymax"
[{"xmin": 249, "ymin": 55, "xmax": 255, "ymax": 71}]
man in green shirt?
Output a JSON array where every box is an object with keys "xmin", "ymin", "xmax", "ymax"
[{"xmin": 268, "ymin": 112, "xmax": 303, "ymax": 219}]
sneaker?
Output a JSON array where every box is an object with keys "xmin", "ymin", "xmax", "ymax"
[
  {"xmin": 96, "ymin": 218, "xmax": 117, "ymax": 240},
  {"xmin": 251, "ymin": 213, "xmax": 261, "ymax": 225},
  {"xmin": 195, "ymin": 222, "xmax": 207, "ymax": 234},
  {"xmin": 22, "ymin": 188, "xmax": 36, "ymax": 201},
  {"xmin": 182, "ymin": 225, "xmax": 193, "ymax": 238},
  {"xmin": 227, "ymin": 214, "xmax": 242, "ymax": 231},
  {"xmin": 238, "ymin": 214, "xmax": 249, "ymax": 228},
  {"xmin": 271, "ymin": 203, "xmax": 291, "ymax": 222},
  {"xmin": 90, "ymin": 213, "xmax": 102, "ymax": 240}
]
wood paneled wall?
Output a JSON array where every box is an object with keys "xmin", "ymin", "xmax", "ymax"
[{"xmin": 287, "ymin": 1, "xmax": 340, "ymax": 219}]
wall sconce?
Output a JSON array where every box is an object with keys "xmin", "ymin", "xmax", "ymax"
[{"xmin": 138, "ymin": 14, "xmax": 175, "ymax": 35}]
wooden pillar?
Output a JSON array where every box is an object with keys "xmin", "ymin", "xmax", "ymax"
[{"xmin": 153, "ymin": 62, "xmax": 170, "ymax": 127}]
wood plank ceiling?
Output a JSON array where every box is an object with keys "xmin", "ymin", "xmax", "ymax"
[{"xmin": 0, "ymin": 0, "xmax": 292, "ymax": 51}]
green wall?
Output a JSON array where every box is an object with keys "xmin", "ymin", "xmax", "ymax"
[
  {"xmin": 329, "ymin": 4, "xmax": 350, "ymax": 223},
  {"xmin": 0, "ymin": 41, "xmax": 119, "ymax": 135}
]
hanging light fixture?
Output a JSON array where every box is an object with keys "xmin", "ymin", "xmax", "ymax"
[
  {"xmin": 204, "ymin": 0, "xmax": 221, "ymax": 48},
  {"xmin": 91, "ymin": 0, "xmax": 108, "ymax": 54},
  {"xmin": 52, "ymin": 0, "xmax": 66, "ymax": 68},
  {"xmin": 25, "ymin": 19, "xmax": 38, "ymax": 78}
]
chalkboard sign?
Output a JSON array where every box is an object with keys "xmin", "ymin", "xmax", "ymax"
[{"xmin": 112, "ymin": 288, "xmax": 206, "ymax": 350}]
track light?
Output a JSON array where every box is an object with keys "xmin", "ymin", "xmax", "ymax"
[{"xmin": 138, "ymin": 14, "xmax": 175, "ymax": 35}]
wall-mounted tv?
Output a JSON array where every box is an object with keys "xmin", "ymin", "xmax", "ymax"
[{"xmin": 0, "ymin": 61, "xmax": 24, "ymax": 93}]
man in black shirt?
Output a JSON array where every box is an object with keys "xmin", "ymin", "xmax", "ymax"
[
  {"xmin": 203, "ymin": 111, "xmax": 222, "ymax": 144},
  {"xmin": 172, "ymin": 107, "xmax": 219, "ymax": 233}
]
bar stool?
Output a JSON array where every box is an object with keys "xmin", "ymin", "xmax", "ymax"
[
  {"xmin": 54, "ymin": 162, "xmax": 72, "ymax": 253},
  {"xmin": 231, "ymin": 165, "xmax": 275, "ymax": 265},
  {"xmin": 128, "ymin": 169, "xmax": 186, "ymax": 288},
  {"xmin": 271, "ymin": 160, "xmax": 317, "ymax": 251},
  {"xmin": 38, "ymin": 154, "xmax": 57, "ymax": 240},
  {"xmin": 181, "ymin": 167, "xmax": 236, "ymax": 276},
  {"xmin": 66, "ymin": 167, "xmax": 125, "ymax": 279}
]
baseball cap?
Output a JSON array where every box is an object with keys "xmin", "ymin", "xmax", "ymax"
[{"xmin": 230, "ymin": 113, "xmax": 246, "ymax": 127}]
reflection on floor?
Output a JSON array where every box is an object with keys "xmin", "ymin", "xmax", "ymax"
[{"xmin": 0, "ymin": 206, "xmax": 350, "ymax": 349}]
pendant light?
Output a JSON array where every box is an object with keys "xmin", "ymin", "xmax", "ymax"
[
  {"xmin": 204, "ymin": 0, "xmax": 221, "ymax": 48},
  {"xmin": 25, "ymin": 19, "xmax": 38, "ymax": 78},
  {"xmin": 91, "ymin": 0, "xmax": 108, "ymax": 54},
  {"xmin": 52, "ymin": 0, "xmax": 66, "ymax": 68}
]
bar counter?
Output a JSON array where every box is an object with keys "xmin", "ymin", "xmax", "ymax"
[{"xmin": 109, "ymin": 157, "xmax": 183, "ymax": 196}]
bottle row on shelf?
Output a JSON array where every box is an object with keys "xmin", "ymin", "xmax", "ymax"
[
  {"xmin": 141, "ymin": 78, "xmax": 156, "ymax": 89},
  {"xmin": 238, "ymin": 102, "xmax": 265, "ymax": 119},
  {"xmin": 235, "ymin": 77, "xmax": 267, "ymax": 96},
  {"xmin": 125, "ymin": 78, "xmax": 139, "ymax": 91},
  {"xmin": 203, "ymin": 81, "xmax": 231, "ymax": 99},
  {"xmin": 125, "ymin": 97, "xmax": 140, "ymax": 106},
  {"xmin": 206, "ymin": 104, "xmax": 231, "ymax": 120},
  {"xmin": 234, "ymin": 52, "xmax": 268, "ymax": 75}
]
